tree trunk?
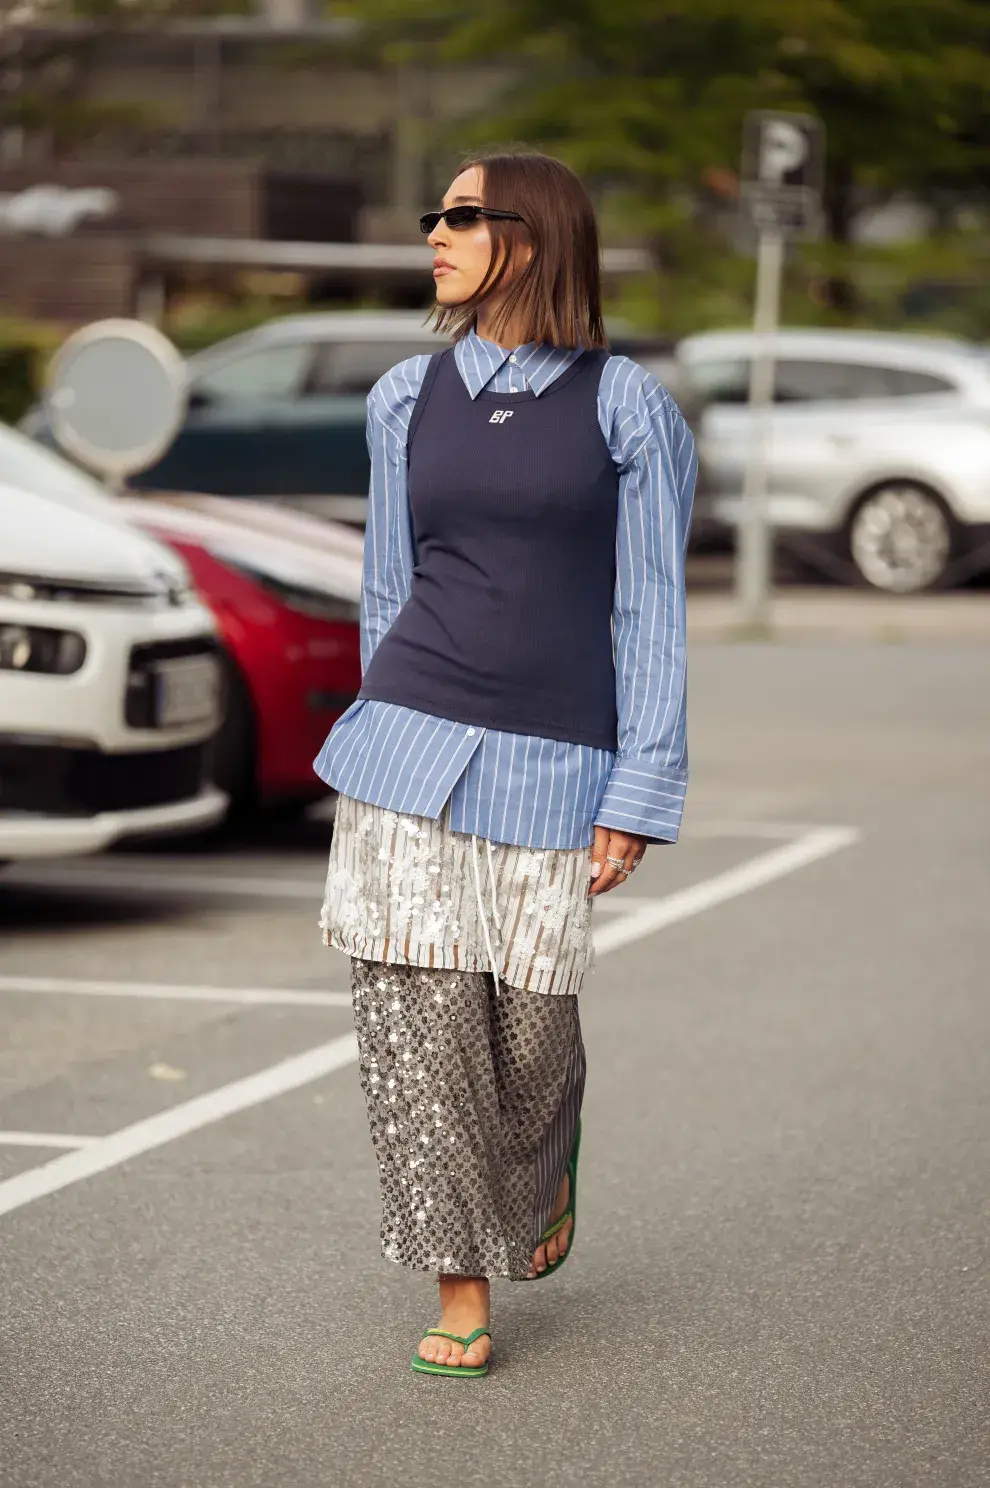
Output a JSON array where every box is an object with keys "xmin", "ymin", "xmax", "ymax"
[{"xmin": 821, "ymin": 157, "xmax": 859, "ymax": 315}]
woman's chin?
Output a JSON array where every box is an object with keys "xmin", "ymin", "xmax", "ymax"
[{"xmin": 435, "ymin": 281, "xmax": 468, "ymax": 308}]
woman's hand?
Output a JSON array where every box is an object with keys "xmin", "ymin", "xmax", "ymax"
[{"xmin": 589, "ymin": 826, "xmax": 647, "ymax": 896}]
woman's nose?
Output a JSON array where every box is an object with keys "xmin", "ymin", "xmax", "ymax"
[{"xmin": 427, "ymin": 222, "xmax": 449, "ymax": 251}]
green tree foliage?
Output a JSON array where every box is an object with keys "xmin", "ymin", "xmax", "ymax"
[
  {"xmin": 338, "ymin": 0, "xmax": 990, "ymax": 327},
  {"xmin": 341, "ymin": 0, "xmax": 989, "ymax": 228}
]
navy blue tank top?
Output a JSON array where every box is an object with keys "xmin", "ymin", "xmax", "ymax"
[{"xmin": 358, "ymin": 347, "xmax": 620, "ymax": 750}]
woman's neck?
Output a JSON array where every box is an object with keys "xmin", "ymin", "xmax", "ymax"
[{"xmin": 474, "ymin": 306, "xmax": 532, "ymax": 351}]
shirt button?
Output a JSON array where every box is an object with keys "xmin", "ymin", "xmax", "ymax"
[
  {"xmin": 466, "ymin": 728, "xmax": 477, "ymax": 737},
  {"xmin": 508, "ymin": 354, "xmax": 517, "ymax": 364}
]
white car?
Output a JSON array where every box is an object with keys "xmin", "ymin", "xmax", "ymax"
[
  {"xmin": 679, "ymin": 328, "xmax": 990, "ymax": 592},
  {"xmin": 0, "ymin": 473, "xmax": 226, "ymax": 862}
]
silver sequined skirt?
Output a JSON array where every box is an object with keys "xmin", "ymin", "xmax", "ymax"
[
  {"xmin": 350, "ymin": 959, "xmax": 585, "ymax": 1278},
  {"xmin": 320, "ymin": 794, "xmax": 595, "ymax": 996}
]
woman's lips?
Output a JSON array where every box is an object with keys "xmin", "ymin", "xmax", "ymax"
[{"xmin": 433, "ymin": 259, "xmax": 455, "ymax": 278}]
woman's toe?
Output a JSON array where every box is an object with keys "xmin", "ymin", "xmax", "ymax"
[{"xmin": 532, "ymin": 1243, "xmax": 547, "ymax": 1273}]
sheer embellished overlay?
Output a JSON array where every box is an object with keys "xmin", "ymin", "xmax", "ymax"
[{"xmin": 321, "ymin": 794, "xmax": 595, "ymax": 996}]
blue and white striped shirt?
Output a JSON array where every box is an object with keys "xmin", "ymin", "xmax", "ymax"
[{"xmin": 313, "ymin": 331, "xmax": 696, "ymax": 850}]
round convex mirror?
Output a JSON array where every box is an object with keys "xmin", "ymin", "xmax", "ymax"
[{"xmin": 45, "ymin": 319, "xmax": 188, "ymax": 483}]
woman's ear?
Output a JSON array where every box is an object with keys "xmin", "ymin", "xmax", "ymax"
[{"xmin": 507, "ymin": 237, "xmax": 534, "ymax": 276}]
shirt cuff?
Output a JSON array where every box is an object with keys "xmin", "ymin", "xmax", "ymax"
[{"xmin": 594, "ymin": 759, "xmax": 688, "ymax": 844}]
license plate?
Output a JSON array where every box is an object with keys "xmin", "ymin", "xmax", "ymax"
[{"xmin": 152, "ymin": 656, "xmax": 220, "ymax": 729}]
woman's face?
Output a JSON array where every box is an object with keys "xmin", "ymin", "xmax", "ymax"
[{"xmin": 428, "ymin": 165, "xmax": 531, "ymax": 309}]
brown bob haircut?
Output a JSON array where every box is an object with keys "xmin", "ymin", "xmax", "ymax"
[{"xmin": 432, "ymin": 151, "xmax": 608, "ymax": 350}]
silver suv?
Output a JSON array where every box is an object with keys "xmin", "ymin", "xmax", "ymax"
[{"xmin": 678, "ymin": 328, "xmax": 990, "ymax": 592}]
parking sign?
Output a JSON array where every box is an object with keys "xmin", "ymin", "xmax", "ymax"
[
  {"xmin": 734, "ymin": 112, "xmax": 826, "ymax": 632},
  {"xmin": 740, "ymin": 111, "xmax": 825, "ymax": 237}
]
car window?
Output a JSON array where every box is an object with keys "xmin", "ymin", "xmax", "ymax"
[
  {"xmin": 192, "ymin": 342, "xmax": 312, "ymax": 405},
  {"xmin": 684, "ymin": 357, "xmax": 751, "ymax": 404},
  {"xmin": 774, "ymin": 360, "xmax": 899, "ymax": 401},
  {"xmin": 884, "ymin": 368, "xmax": 957, "ymax": 396},
  {"xmin": 774, "ymin": 359, "xmax": 958, "ymax": 402},
  {"xmin": 688, "ymin": 354, "xmax": 960, "ymax": 408},
  {"xmin": 305, "ymin": 340, "xmax": 444, "ymax": 396}
]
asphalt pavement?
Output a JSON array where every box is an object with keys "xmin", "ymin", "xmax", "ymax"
[{"xmin": 1, "ymin": 643, "xmax": 987, "ymax": 1488}]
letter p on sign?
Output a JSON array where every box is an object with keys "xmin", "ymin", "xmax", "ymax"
[
  {"xmin": 759, "ymin": 119, "xmax": 808, "ymax": 185},
  {"xmin": 489, "ymin": 409, "xmax": 514, "ymax": 424}
]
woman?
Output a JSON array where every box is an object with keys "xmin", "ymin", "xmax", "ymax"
[{"xmin": 315, "ymin": 150, "xmax": 696, "ymax": 1378}]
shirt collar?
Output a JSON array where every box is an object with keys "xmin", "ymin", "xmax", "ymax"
[{"xmin": 455, "ymin": 330, "xmax": 581, "ymax": 399}]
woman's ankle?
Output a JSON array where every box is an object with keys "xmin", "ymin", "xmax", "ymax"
[{"xmin": 438, "ymin": 1273, "xmax": 490, "ymax": 1310}]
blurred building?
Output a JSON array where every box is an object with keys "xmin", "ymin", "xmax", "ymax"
[{"xmin": 0, "ymin": 11, "xmax": 515, "ymax": 321}]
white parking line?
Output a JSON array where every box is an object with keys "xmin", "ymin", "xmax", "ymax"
[
  {"xmin": 0, "ymin": 1036, "xmax": 357, "ymax": 1219},
  {"xmin": 4, "ymin": 817, "xmax": 830, "ymax": 905},
  {"xmin": 3, "ymin": 864, "xmax": 651, "ymax": 907},
  {"xmin": 686, "ymin": 819, "xmax": 821, "ymax": 840},
  {"xmin": 0, "ymin": 978, "xmax": 352, "ymax": 1008},
  {"xmin": 5, "ymin": 864, "xmax": 321, "ymax": 899},
  {"xmin": 0, "ymin": 899, "xmax": 668, "ymax": 1013},
  {"xmin": 0, "ymin": 1132, "xmax": 95, "ymax": 1150},
  {"xmin": 594, "ymin": 825, "xmax": 861, "ymax": 955},
  {"xmin": 0, "ymin": 823, "xmax": 860, "ymax": 1219}
]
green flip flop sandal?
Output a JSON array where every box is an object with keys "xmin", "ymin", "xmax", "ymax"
[
  {"xmin": 411, "ymin": 1327, "xmax": 492, "ymax": 1378},
  {"xmin": 528, "ymin": 1120, "xmax": 581, "ymax": 1281}
]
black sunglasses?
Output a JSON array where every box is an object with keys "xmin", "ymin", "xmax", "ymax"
[{"xmin": 419, "ymin": 205, "xmax": 527, "ymax": 234}]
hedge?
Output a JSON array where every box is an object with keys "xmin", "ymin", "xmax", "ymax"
[{"xmin": 0, "ymin": 321, "xmax": 64, "ymax": 427}]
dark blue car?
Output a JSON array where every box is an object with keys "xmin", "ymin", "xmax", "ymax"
[{"xmin": 25, "ymin": 310, "xmax": 690, "ymax": 527}]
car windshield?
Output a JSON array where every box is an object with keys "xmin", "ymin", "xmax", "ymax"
[
  {"xmin": 191, "ymin": 341, "xmax": 312, "ymax": 405},
  {"xmin": 0, "ymin": 422, "xmax": 119, "ymax": 520}
]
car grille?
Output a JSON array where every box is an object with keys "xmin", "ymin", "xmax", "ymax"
[
  {"xmin": 0, "ymin": 738, "xmax": 212, "ymax": 817},
  {"xmin": 0, "ymin": 571, "xmax": 189, "ymax": 608},
  {"xmin": 125, "ymin": 636, "xmax": 222, "ymax": 729}
]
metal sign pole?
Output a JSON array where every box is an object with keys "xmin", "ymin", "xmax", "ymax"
[
  {"xmin": 736, "ymin": 226, "xmax": 784, "ymax": 633},
  {"xmin": 736, "ymin": 110, "xmax": 824, "ymax": 637}
]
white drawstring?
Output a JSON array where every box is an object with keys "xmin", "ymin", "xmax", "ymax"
[
  {"xmin": 471, "ymin": 834, "xmax": 503, "ymax": 996},
  {"xmin": 484, "ymin": 838, "xmax": 503, "ymax": 936}
]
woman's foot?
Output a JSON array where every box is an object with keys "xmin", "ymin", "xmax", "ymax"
[
  {"xmin": 417, "ymin": 1275, "xmax": 492, "ymax": 1369},
  {"xmin": 527, "ymin": 1172, "xmax": 572, "ymax": 1278}
]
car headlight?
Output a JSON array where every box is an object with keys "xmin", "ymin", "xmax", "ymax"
[
  {"xmin": 0, "ymin": 623, "xmax": 86, "ymax": 674},
  {"xmin": 0, "ymin": 576, "xmax": 44, "ymax": 601},
  {"xmin": 223, "ymin": 560, "xmax": 360, "ymax": 623}
]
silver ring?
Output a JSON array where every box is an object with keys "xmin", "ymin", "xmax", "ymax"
[{"xmin": 605, "ymin": 855, "xmax": 626, "ymax": 870}]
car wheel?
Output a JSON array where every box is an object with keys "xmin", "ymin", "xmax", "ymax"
[
  {"xmin": 212, "ymin": 653, "xmax": 257, "ymax": 815},
  {"xmin": 848, "ymin": 483, "xmax": 954, "ymax": 594}
]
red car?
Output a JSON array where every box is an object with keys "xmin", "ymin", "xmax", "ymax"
[{"xmin": 123, "ymin": 493, "xmax": 363, "ymax": 815}]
